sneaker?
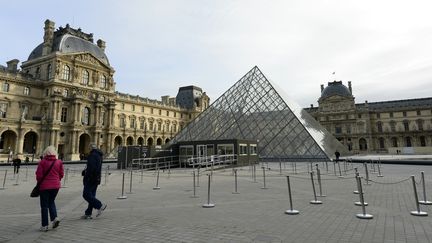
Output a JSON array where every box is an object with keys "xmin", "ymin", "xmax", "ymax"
[
  {"xmin": 40, "ymin": 226, "xmax": 48, "ymax": 232},
  {"xmin": 80, "ymin": 215, "xmax": 93, "ymax": 220},
  {"xmin": 96, "ymin": 204, "xmax": 107, "ymax": 217},
  {"xmin": 52, "ymin": 218, "xmax": 60, "ymax": 229}
]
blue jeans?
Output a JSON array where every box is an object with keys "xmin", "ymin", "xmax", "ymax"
[
  {"xmin": 39, "ymin": 189, "xmax": 59, "ymax": 227},
  {"xmin": 83, "ymin": 183, "xmax": 102, "ymax": 216}
]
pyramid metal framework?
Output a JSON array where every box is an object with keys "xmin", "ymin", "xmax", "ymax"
[{"xmin": 171, "ymin": 66, "xmax": 346, "ymax": 161}]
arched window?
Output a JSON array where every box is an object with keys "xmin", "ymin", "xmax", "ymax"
[
  {"xmin": 405, "ymin": 137, "xmax": 412, "ymax": 147},
  {"xmin": 47, "ymin": 64, "xmax": 52, "ymax": 79},
  {"xmin": 420, "ymin": 136, "xmax": 426, "ymax": 147},
  {"xmin": 379, "ymin": 137, "xmax": 385, "ymax": 149},
  {"xmin": 100, "ymin": 75, "xmax": 107, "ymax": 89},
  {"xmin": 62, "ymin": 65, "xmax": 70, "ymax": 80},
  {"xmin": 359, "ymin": 138, "xmax": 368, "ymax": 151},
  {"xmin": 391, "ymin": 137, "xmax": 398, "ymax": 147},
  {"xmin": 82, "ymin": 107, "xmax": 90, "ymax": 125},
  {"xmin": 82, "ymin": 70, "xmax": 89, "ymax": 85}
]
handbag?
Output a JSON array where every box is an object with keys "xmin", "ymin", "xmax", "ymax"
[{"xmin": 30, "ymin": 160, "xmax": 56, "ymax": 198}]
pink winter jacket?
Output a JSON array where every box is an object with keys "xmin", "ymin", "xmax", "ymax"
[{"xmin": 35, "ymin": 155, "xmax": 64, "ymax": 191}]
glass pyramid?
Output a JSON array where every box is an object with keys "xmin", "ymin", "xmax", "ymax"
[{"xmin": 171, "ymin": 66, "xmax": 347, "ymax": 161}]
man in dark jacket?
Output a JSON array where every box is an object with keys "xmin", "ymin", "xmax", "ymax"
[{"xmin": 81, "ymin": 144, "xmax": 107, "ymax": 219}]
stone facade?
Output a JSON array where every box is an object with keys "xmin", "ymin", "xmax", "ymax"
[
  {"xmin": 305, "ymin": 81, "xmax": 432, "ymax": 155},
  {"xmin": 0, "ymin": 20, "xmax": 209, "ymax": 161}
]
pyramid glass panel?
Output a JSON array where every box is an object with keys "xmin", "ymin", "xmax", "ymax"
[{"xmin": 170, "ymin": 66, "xmax": 347, "ymax": 161}]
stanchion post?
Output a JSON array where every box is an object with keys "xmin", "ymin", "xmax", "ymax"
[
  {"xmin": 377, "ymin": 162, "xmax": 383, "ymax": 177},
  {"xmin": 233, "ymin": 169, "xmax": 240, "ymax": 194},
  {"xmin": 117, "ymin": 172, "xmax": 127, "ymax": 199},
  {"xmin": 419, "ymin": 171, "xmax": 432, "ymax": 205},
  {"xmin": 261, "ymin": 167, "xmax": 267, "ymax": 189},
  {"xmin": 191, "ymin": 170, "xmax": 198, "ymax": 198},
  {"xmin": 13, "ymin": 171, "xmax": 19, "ymax": 186},
  {"xmin": 354, "ymin": 176, "xmax": 368, "ymax": 206},
  {"xmin": 337, "ymin": 161, "xmax": 343, "ymax": 178},
  {"xmin": 285, "ymin": 176, "xmax": 299, "ymax": 215},
  {"xmin": 153, "ymin": 168, "xmax": 161, "ymax": 190},
  {"xmin": 127, "ymin": 169, "xmax": 133, "ymax": 194},
  {"xmin": 24, "ymin": 166, "xmax": 28, "ymax": 182},
  {"xmin": 356, "ymin": 177, "xmax": 373, "ymax": 219},
  {"xmin": 0, "ymin": 170, "xmax": 7, "ymax": 190},
  {"xmin": 202, "ymin": 174, "xmax": 215, "ymax": 208},
  {"xmin": 62, "ymin": 168, "xmax": 69, "ymax": 188},
  {"xmin": 310, "ymin": 172, "xmax": 322, "ymax": 204},
  {"xmin": 364, "ymin": 163, "xmax": 370, "ymax": 185},
  {"xmin": 316, "ymin": 166, "xmax": 325, "ymax": 197},
  {"xmin": 279, "ymin": 161, "xmax": 282, "ymax": 175},
  {"xmin": 294, "ymin": 162, "xmax": 297, "ymax": 174},
  {"xmin": 197, "ymin": 167, "xmax": 200, "ymax": 187},
  {"xmin": 353, "ymin": 168, "xmax": 359, "ymax": 194},
  {"xmin": 333, "ymin": 161, "xmax": 337, "ymax": 176},
  {"xmin": 410, "ymin": 175, "xmax": 428, "ymax": 216}
]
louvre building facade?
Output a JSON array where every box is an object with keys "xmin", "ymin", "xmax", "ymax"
[
  {"xmin": 305, "ymin": 81, "xmax": 432, "ymax": 155},
  {"xmin": 0, "ymin": 20, "xmax": 209, "ymax": 161}
]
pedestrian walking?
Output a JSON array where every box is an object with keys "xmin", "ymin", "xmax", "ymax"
[
  {"xmin": 12, "ymin": 155, "xmax": 21, "ymax": 174},
  {"xmin": 81, "ymin": 143, "xmax": 107, "ymax": 219},
  {"xmin": 35, "ymin": 146, "xmax": 64, "ymax": 232}
]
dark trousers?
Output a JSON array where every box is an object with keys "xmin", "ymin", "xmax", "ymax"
[
  {"xmin": 39, "ymin": 189, "xmax": 59, "ymax": 227},
  {"xmin": 83, "ymin": 183, "xmax": 102, "ymax": 216},
  {"xmin": 13, "ymin": 165, "xmax": 19, "ymax": 174}
]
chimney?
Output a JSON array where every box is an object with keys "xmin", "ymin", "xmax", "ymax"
[
  {"xmin": 348, "ymin": 81, "xmax": 352, "ymax": 94},
  {"xmin": 6, "ymin": 59, "xmax": 19, "ymax": 72},
  {"xmin": 42, "ymin": 19, "xmax": 55, "ymax": 56},
  {"xmin": 97, "ymin": 39, "xmax": 106, "ymax": 52},
  {"xmin": 320, "ymin": 84, "xmax": 324, "ymax": 93},
  {"xmin": 161, "ymin": 95, "xmax": 170, "ymax": 104}
]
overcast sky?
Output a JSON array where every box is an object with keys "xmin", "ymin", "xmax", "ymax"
[{"xmin": 1, "ymin": 0, "xmax": 432, "ymax": 107}]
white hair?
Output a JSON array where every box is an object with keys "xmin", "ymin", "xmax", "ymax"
[{"xmin": 43, "ymin": 145, "xmax": 58, "ymax": 157}]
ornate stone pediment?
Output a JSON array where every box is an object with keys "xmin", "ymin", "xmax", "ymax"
[{"xmin": 75, "ymin": 53, "xmax": 103, "ymax": 67}]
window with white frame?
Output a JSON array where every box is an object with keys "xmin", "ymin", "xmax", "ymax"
[
  {"xmin": 82, "ymin": 70, "xmax": 89, "ymax": 85},
  {"xmin": 23, "ymin": 87, "xmax": 30, "ymax": 95},
  {"xmin": 47, "ymin": 64, "xmax": 52, "ymax": 79},
  {"xmin": 239, "ymin": 144, "xmax": 248, "ymax": 155},
  {"xmin": 2, "ymin": 82, "xmax": 9, "ymax": 92},
  {"xmin": 0, "ymin": 103, "xmax": 7, "ymax": 118},
  {"xmin": 82, "ymin": 107, "xmax": 90, "ymax": 125},
  {"xmin": 100, "ymin": 74, "xmax": 107, "ymax": 88},
  {"xmin": 250, "ymin": 144, "xmax": 257, "ymax": 155},
  {"xmin": 62, "ymin": 65, "xmax": 70, "ymax": 80}
]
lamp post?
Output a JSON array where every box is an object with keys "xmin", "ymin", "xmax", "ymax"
[
  {"xmin": 7, "ymin": 146, "xmax": 11, "ymax": 164},
  {"xmin": 32, "ymin": 146, "xmax": 35, "ymax": 163}
]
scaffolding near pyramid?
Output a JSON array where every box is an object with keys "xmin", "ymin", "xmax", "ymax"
[{"xmin": 170, "ymin": 66, "xmax": 347, "ymax": 161}]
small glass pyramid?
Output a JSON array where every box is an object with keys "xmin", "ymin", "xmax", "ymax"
[{"xmin": 171, "ymin": 66, "xmax": 347, "ymax": 161}]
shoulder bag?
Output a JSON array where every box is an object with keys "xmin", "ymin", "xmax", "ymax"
[{"xmin": 30, "ymin": 160, "xmax": 56, "ymax": 198}]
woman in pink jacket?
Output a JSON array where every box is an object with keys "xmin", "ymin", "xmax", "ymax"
[{"xmin": 35, "ymin": 145, "xmax": 64, "ymax": 232}]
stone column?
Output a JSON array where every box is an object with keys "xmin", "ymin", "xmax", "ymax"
[{"xmin": 16, "ymin": 128, "xmax": 24, "ymax": 154}]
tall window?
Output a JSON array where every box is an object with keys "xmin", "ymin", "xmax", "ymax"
[
  {"xmin": 2, "ymin": 82, "xmax": 10, "ymax": 92},
  {"xmin": 377, "ymin": 121, "xmax": 383, "ymax": 133},
  {"xmin": 417, "ymin": 110, "xmax": 421, "ymax": 116},
  {"xmin": 140, "ymin": 120, "xmax": 144, "ymax": 129},
  {"xmin": 391, "ymin": 137, "xmax": 398, "ymax": 147},
  {"xmin": 420, "ymin": 136, "xmax": 426, "ymax": 147},
  {"xmin": 0, "ymin": 103, "xmax": 7, "ymax": 118},
  {"xmin": 62, "ymin": 65, "xmax": 70, "ymax": 80},
  {"xmin": 82, "ymin": 70, "xmax": 89, "ymax": 85},
  {"xmin": 82, "ymin": 107, "xmax": 90, "ymax": 125},
  {"xmin": 403, "ymin": 120, "xmax": 409, "ymax": 131},
  {"xmin": 390, "ymin": 112, "xmax": 394, "ymax": 118},
  {"xmin": 417, "ymin": 119, "xmax": 424, "ymax": 131},
  {"xmin": 405, "ymin": 137, "xmax": 412, "ymax": 147},
  {"xmin": 100, "ymin": 74, "xmax": 107, "ymax": 89},
  {"xmin": 132, "ymin": 105, "xmax": 135, "ymax": 111},
  {"xmin": 100, "ymin": 110, "xmax": 105, "ymax": 125},
  {"xmin": 390, "ymin": 121, "xmax": 396, "ymax": 132},
  {"xmin": 120, "ymin": 117, "xmax": 125, "ymax": 128},
  {"xmin": 149, "ymin": 121, "xmax": 153, "ymax": 131},
  {"xmin": 172, "ymin": 124, "xmax": 177, "ymax": 132},
  {"xmin": 158, "ymin": 122, "xmax": 162, "ymax": 131},
  {"xmin": 130, "ymin": 118, "xmax": 135, "ymax": 128},
  {"xmin": 403, "ymin": 111, "xmax": 407, "ymax": 117},
  {"xmin": 23, "ymin": 87, "xmax": 30, "ymax": 95},
  {"xmin": 61, "ymin": 107, "xmax": 67, "ymax": 122},
  {"xmin": 335, "ymin": 126, "xmax": 342, "ymax": 134},
  {"xmin": 47, "ymin": 64, "xmax": 52, "ymax": 79},
  {"xmin": 379, "ymin": 137, "xmax": 385, "ymax": 149}
]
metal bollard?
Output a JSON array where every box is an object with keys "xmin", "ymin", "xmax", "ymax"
[
  {"xmin": 191, "ymin": 170, "xmax": 198, "ymax": 198},
  {"xmin": 316, "ymin": 166, "xmax": 326, "ymax": 197},
  {"xmin": 197, "ymin": 167, "xmax": 200, "ymax": 187},
  {"xmin": 261, "ymin": 167, "xmax": 268, "ymax": 189},
  {"xmin": 410, "ymin": 175, "xmax": 428, "ymax": 216},
  {"xmin": 377, "ymin": 162, "xmax": 383, "ymax": 177},
  {"xmin": 371, "ymin": 160, "xmax": 376, "ymax": 174},
  {"xmin": 356, "ymin": 176, "xmax": 373, "ymax": 219},
  {"xmin": 353, "ymin": 168, "xmax": 359, "ymax": 194},
  {"xmin": 285, "ymin": 176, "xmax": 299, "ymax": 215},
  {"xmin": 62, "ymin": 168, "xmax": 69, "ymax": 188},
  {"xmin": 310, "ymin": 172, "xmax": 322, "ymax": 204},
  {"xmin": 364, "ymin": 163, "xmax": 370, "ymax": 185},
  {"xmin": 117, "ymin": 173, "xmax": 127, "ymax": 199},
  {"xmin": 333, "ymin": 161, "xmax": 337, "ymax": 176},
  {"xmin": 153, "ymin": 168, "xmax": 161, "ymax": 190},
  {"xmin": 419, "ymin": 171, "xmax": 432, "ymax": 205},
  {"xmin": 13, "ymin": 171, "xmax": 20, "ymax": 186},
  {"xmin": 0, "ymin": 170, "xmax": 7, "ymax": 190},
  {"xmin": 253, "ymin": 164, "xmax": 257, "ymax": 183},
  {"xmin": 202, "ymin": 174, "xmax": 215, "ymax": 208},
  {"xmin": 279, "ymin": 161, "xmax": 282, "ymax": 175},
  {"xmin": 337, "ymin": 161, "xmax": 343, "ymax": 178},
  {"xmin": 354, "ymin": 176, "xmax": 368, "ymax": 206},
  {"xmin": 24, "ymin": 166, "xmax": 28, "ymax": 182},
  {"xmin": 127, "ymin": 169, "xmax": 134, "ymax": 194},
  {"xmin": 233, "ymin": 169, "xmax": 240, "ymax": 194}
]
